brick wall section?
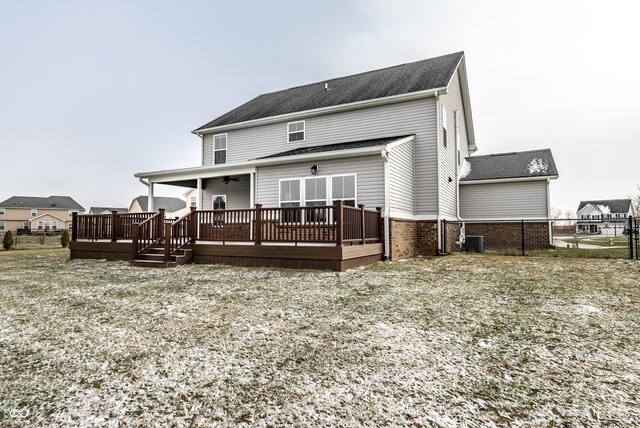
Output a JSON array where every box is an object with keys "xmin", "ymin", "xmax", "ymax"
[
  {"xmin": 464, "ymin": 221, "xmax": 551, "ymax": 251},
  {"xmin": 442, "ymin": 221, "xmax": 461, "ymax": 253},
  {"xmin": 389, "ymin": 218, "xmax": 417, "ymax": 260},
  {"xmin": 416, "ymin": 221, "xmax": 438, "ymax": 256}
]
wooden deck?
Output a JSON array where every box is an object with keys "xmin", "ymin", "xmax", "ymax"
[
  {"xmin": 70, "ymin": 203, "xmax": 384, "ymax": 271},
  {"xmin": 70, "ymin": 241, "xmax": 383, "ymax": 271}
]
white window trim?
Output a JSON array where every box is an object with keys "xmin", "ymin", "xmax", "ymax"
[
  {"xmin": 287, "ymin": 120, "xmax": 305, "ymax": 143},
  {"xmin": 0, "ymin": 208, "xmax": 4, "ymax": 215},
  {"xmin": 278, "ymin": 174, "xmax": 358, "ymax": 207},
  {"xmin": 304, "ymin": 176, "xmax": 328, "ymax": 206},
  {"xmin": 0, "ymin": 221, "xmax": 5, "ymax": 231},
  {"xmin": 31, "ymin": 209, "xmax": 38, "ymax": 217},
  {"xmin": 213, "ymin": 133, "xmax": 228, "ymax": 165},
  {"xmin": 278, "ymin": 178, "xmax": 302, "ymax": 207},
  {"xmin": 212, "ymin": 194, "xmax": 227, "ymax": 210}
]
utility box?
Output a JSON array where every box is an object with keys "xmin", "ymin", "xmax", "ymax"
[{"xmin": 465, "ymin": 236, "xmax": 484, "ymax": 253}]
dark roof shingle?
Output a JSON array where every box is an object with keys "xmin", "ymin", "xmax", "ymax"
[
  {"xmin": 460, "ymin": 149, "xmax": 558, "ymax": 182},
  {"xmin": 258, "ymin": 136, "xmax": 411, "ymax": 159},
  {"xmin": 577, "ymin": 199, "xmax": 632, "ymax": 214},
  {"xmin": 0, "ymin": 196, "xmax": 84, "ymax": 211},
  {"xmin": 196, "ymin": 52, "xmax": 463, "ymax": 131}
]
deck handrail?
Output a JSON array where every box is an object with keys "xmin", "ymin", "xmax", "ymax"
[
  {"xmin": 164, "ymin": 207, "xmax": 197, "ymax": 262},
  {"xmin": 132, "ymin": 209, "xmax": 165, "ymax": 260},
  {"xmin": 73, "ymin": 203, "xmax": 383, "ymax": 251}
]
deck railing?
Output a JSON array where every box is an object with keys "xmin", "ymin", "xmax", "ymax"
[
  {"xmin": 132, "ymin": 209, "xmax": 165, "ymax": 260},
  {"xmin": 73, "ymin": 202, "xmax": 383, "ymax": 258}
]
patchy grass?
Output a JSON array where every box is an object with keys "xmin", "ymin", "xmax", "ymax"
[{"xmin": 0, "ymin": 249, "xmax": 639, "ymax": 426}]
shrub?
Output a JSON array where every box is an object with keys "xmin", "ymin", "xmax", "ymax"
[
  {"xmin": 60, "ymin": 229, "xmax": 70, "ymax": 248},
  {"xmin": 2, "ymin": 231, "xmax": 14, "ymax": 251}
]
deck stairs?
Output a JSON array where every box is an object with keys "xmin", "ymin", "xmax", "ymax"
[{"xmin": 130, "ymin": 245, "xmax": 193, "ymax": 268}]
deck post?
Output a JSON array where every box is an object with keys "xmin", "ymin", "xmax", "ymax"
[
  {"xmin": 336, "ymin": 200, "xmax": 344, "ymax": 247},
  {"xmin": 376, "ymin": 207, "xmax": 382, "ymax": 242},
  {"xmin": 71, "ymin": 212, "xmax": 78, "ymax": 242},
  {"xmin": 190, "ymin": 207, "xmax": 197, "ymax": 242},
  {"xmin": 110, "ymin": 211, "xmax": 118, "ymax": 242},
  {"xmin": 359, "ymin": 203, "xmax": 366, "ymax": 245},
  {"xmin": 132, "ymin": 223, "xmax": 139, "ymax": 260},
  {"xmin": 254, "ymin": 204, "xmax": 262, "ymax": 245},
  {"xmin": 164, "ymin": 223, "xmax": 172, "ymax": 262}
]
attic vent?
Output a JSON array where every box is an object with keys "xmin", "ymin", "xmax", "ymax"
[{"xmin": 324, "ymin": 82, "xmax": 330, "ymax": 91}]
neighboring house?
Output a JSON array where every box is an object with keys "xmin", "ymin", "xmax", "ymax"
[
  {"xmin": 0, "ymin": 196, "xmax": 85, "ymax": 234},
  {"xmin": 133, "ymin": 51, "xmax": 557, "ymax": 260},
  {"xmin": 576, "ymin": 199, "xmax": 632, "ymax": 235},
  {"xmin": 88, "ymin": 207, "xmax": 129, "ymax": 215},
  {"xmin": 128, "ymin": 196, "xmax": 186, "ymax": 219}
]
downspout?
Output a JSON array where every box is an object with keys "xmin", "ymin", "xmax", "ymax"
[
  {"xmin": 138, "ymin": 177, "xmax": 149, "ymax": 188},
  {"xmin": 435, "ymin": 91, "xmax": 443, "ymax": 255},
  {"xmin": 382, "ymin": 149, "xmax": 391, "ymax": 259},
  {"xmin": 547, "ymin": 178, "xmax": 552, "ymax": 246}
]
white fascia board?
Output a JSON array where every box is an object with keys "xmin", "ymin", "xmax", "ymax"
[
  {"xmin": 383, "ymin": 135, "xmax": 415, "ymax": 152},
  {"xmin": 193, "ymin": 88, "xmax": 447, "ymax": 136},
  {"xmin": 459, "ymin": 176, "xmax": 559, "ymax": 185},
  {"xmin": 455, "ymin": 57, "xmax": 477, "ymax": 153},
  {"xmin": 30, "ymin": 213, "xmax": 67, "ymax": 222}
]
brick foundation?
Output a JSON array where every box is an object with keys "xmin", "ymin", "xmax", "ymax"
[
  {"xmin": 389, "ymin": 218, "xmax": 459, "ymax": 260},
  {"xmin": 389, "ymin": 219, "xmax": 418, "ymax": 260},
  {"xmin": 464, "ymin": 222, "xmax": 551, "ymax": 251}
]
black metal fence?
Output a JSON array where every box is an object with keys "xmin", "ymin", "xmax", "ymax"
[{"xmin": 452, "ymin": 216, "xmax": 639, "ymax": 259}]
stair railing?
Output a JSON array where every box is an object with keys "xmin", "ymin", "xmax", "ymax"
[
  {"xmin": 164, "ymin": 207, "xmax": 197, "ymax": 262},
  {"xmin": 132, "ymin": 209, "xmax": 165, "ymax": 260}
]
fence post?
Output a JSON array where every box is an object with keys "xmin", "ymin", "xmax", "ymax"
[
  {"xmin": 358, "ymin": 203, "xmax": 366, "ymax": 245},
  {"xmin": 132, "ymin": 223, "xmax": 139, "ymax": 260},
  {"xmin": 71, "ymin": 212, "xmax": 78, "ymax": 242},
  {"xmin": 254, "ymin": 204, "xmax": 262, "ymax": 245},
  {"xmin": 629, "ymin": 216, "xmax": 637, "ymax": 260},
  {"xmin": 336, "ymin": 200, "xmax": 344, "ymax": 247},
  {"xmin": 521, "ymin": 220, "xmax": 525, "ymax": 256},
  {"xmin": 158, "ymin": 208, "xmax": 166, "ymax": 240},
  {"xmin": 110, "ymin": 211, "xmax": 117, "ymax": 242}
]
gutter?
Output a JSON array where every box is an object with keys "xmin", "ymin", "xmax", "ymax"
[
  {"xmin": 192, "ymin": 87, "xmax": 448, "ymax": 136},
  {"xmin": 435, "ymin": 91, "xmax": 443, "ymax": 255},
  {"xmin": 459, "ymin": 175, "xmax": 559, "ymax": 185}
]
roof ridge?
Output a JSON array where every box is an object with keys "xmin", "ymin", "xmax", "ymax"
[{"xmin": 471, "ymin": 148, "xmax": 550, "ymax": 158}]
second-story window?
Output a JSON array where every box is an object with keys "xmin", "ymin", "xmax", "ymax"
[
  {"xmin": 442, "ymin": 107, "xmax": 448, "ymax": 149},
  {"xmin": 214, "ymin": 134, "xmax": 227, "ymax": 164},
  {"xmin": 0, "ymin": 208, "xmax": 4, "ymax": 215},
  {"xmin": 288, "ymin": 121, "xmax": 305, "ymax": 142},
  {"xmin": 31, "ymin": 208, "xmax": 37, "ymax": 217}
]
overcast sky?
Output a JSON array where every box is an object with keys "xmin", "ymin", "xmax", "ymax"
[{"xmin": 1, "ymin": 0, "xmax": 638, "ymax": 213}]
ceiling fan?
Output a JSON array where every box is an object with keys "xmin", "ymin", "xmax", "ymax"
[{"xmin": 222, "ymin": 176, "xmax": 240, "ymax": 185}]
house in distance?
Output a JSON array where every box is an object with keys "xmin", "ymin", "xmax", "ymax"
[{"xmin": 0, "ymin": 196, "xmax": 84, "ymax": 235}]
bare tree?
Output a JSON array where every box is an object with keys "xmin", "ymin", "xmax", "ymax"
[{"xmin": 630, "ymin": 185, "xmax": 640, "ymax": 217}]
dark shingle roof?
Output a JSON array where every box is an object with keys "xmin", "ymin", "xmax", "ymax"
[
  {"xmin": 460, "ymin": 149, "xmax": 558, "ymax": 182},
  {"xmin": 89, "ymin": 207, "xmax": 129, "ymax": 215},
  {"xmin": 258, "ymin": 136, "xmax": 411, "ymax": 159},
  {"xmin": 134, "ymin": 196, "xmax": 186, "ymax": 213},
  {"xmin": 0, "ymin": 195, "xmax": 84, "ymax": 210},
  {"xmin": 195, "ymin": 52, "xmax": 463, "ymax": 131},
  {"xmin": 577, "ymin": 199, "xmax": 632, "ymax": 214}
]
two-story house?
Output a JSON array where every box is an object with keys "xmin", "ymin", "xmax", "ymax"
[
  {"xmin": 576, "ymin": 199, "xmax": 633, "ymax": 235},
  {"xmin": 132, "ymin": 52, "xmax": 557, "ymax": 260},
  {"xmin": 0, "ymin": 196, "xmax": 85, "ymax": 235}
]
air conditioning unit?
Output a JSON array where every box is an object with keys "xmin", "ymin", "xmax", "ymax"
[{"xmin": 465, "ymin": 235, "xmax": 484, "ymax": 253}]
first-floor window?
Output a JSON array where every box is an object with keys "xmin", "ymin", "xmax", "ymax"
[
  {"xmin": 305, "ymin": 177, "xmax": 327, "ymax": 221},
  {"xmin": 332, "ymin": 174, "xmax": 357, "ymax": 207},
  {"xmin": 0, "ymin": 221, "xmax": 5, "ymax": 231},
  {"xmin": 38, "ymin": 221, "xmax": 43, "ymax": 230},
  {"xmin": 68, "ymin": 222, "xmax": 72, "ymax": 230},
  {"xmin": 52, "ymin": 221, "xmax": 58, "ymax": 230},
  {"xmin": 23, "ymin": 221, "xmax": 29, "ymax": 230},
  {"xmin": 44, "ymin": 221, "xmax": 51, "ymax": 230},
  {"xmin": 212, "ymin": 195, "xmax": 226, "ymax": 210},
  {"xmin": 280, "ymin": 179, "xmax": 301, "ymax": 222}
]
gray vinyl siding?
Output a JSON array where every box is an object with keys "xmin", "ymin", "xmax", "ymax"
[
  {"xmin": 202, "ymin": 98, "xmax": 438, "ymax": 214},
  {"xmin": 439, "ymin": 69, "xmax": 470, "ymax": 218},
  {"xmin": 256, "ymin": 155, "xmax": 384, "ymax": 209},
  {"xmin": 202, "ymin": 176, "xmax": 250, "ymax": 210},
  {"xmin": 389, "ymin": 140, "xmax": 415, "ymax": 216},
  {"xmin": 203, "ymin": 135, "xmax": 213, "ymax": 165},
  {"xmin": 459, "ymin": 181, "xmax": 549, "ymax": 219}
]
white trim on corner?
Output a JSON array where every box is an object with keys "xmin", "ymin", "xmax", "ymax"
[
  {"xmin": 459, "ymin": 176, "xmax": 559, "ymax": 185},
  {"xmin": 193, "ymin": 87, "xmax": 448, "ymax": 135},
  {"xmin": 29, "ymin": 213, "xmax": 67, "ymax": 222}
]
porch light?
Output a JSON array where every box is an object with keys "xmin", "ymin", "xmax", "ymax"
[{"xmin": 311, "ymin": 164, "xmax": 319, "ymax": 175}]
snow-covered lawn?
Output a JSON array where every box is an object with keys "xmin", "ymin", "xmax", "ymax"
[{"xmin": 1, "ymin": 249, "xmax": 639, "ymax": 427}]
